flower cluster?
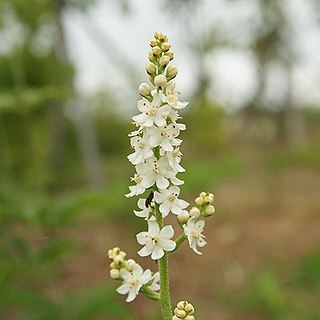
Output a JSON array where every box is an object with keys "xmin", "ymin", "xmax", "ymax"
[
  {"xmin": 107, "ymin": 32, "xmax": 217, "ymax": 318},
  {"xmin": 108, "ymin": 247, "xmax": 160, "ymax": 302},
  {"xmin": 178, "ymin": 192, "xmax": 215, "ymax": 255},
  {"xmin": 126, "ymin": 31, "xmax": 189, "ymax": 260},
  {"xmin": 172, "ymin": 301, "xmax": 196, "ymax": 320}
]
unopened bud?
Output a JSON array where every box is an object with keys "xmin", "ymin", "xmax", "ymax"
[
  {"xmin": 204, "ymin": 196, "xmax": 212, "ymax": 203},
  {"xmin": 160, "ymin": 55, "xmax": 170, "ymax": 67},
  {"xmin": 110, "ymin": 268, "xmax": 120, "ymax": 279},
  {"xmin": 184, "ymin": 316, "xmax": 195, "ymax": 320},
  {"xmin": 199, "ymin": 192, "xmax": 207, "ymax": 198},
  {"xmin": 126, "ymin": 259, "xmax": 136, "ymax": 271},
  {"xmin": 177, "ymin": 301, "xmax": 187, "ymax": 309},
  {"xmin": 195, "ymin": 197, "xmax": 204, "ymax": 206},
  {"xmin": 190, "ymin": 207, "xmax": 200, "ymax": 218},
  {"xmin": 151, "ymin": 46, "xmax": 161, "ymax": 56},
  {"xmin": 110, "ymin": 262, "xmax": 117, "ymax": 269},
  {"xmin": 174, "ymin": 309, "xmax": 186, "ymax": 318},
  {"xmin": 139, "ymin": 83, "xmax": 151, "ymax": 97},
  {"xmin": 172, "ymin": 316, "xmax": 180, "ymax": 320},
  {"xmin": 155, "ymin": 32, "xmax": 168, "ymax": 42},
  {"xmin": 166, "ymin": 65, "xmax": 178, "ymax": 79},
  {"xmin": 178, "ymin": 211, "xmax": 190, "ymax": 225},
  {"xmin": 204, "ymin": 205, "xmax": 215, "ymax": 216},
  {"xmin": 166, "ymin": 51, "xmax": 174, "ymax": 60},
  {"xmin": 154, "ymin": 75, "xmax": 167, "ymax": 88},
  {"xmin": 148, "ymin": 51, "xmax": 157, "ymax": 62},
  {"xmin": 161, "ymin": 42, "xmax": 171, "ymax": 51},
  {"xmin": 185, "ymin": 304, "xmax": 194, "ymax": 314},
  {"xmin": 146, "ymin": 62, "xmax": 157, "ymax": 75},
  {"xmin": 150, "ymin": 39, "xmax": 158, "ymax": 47}
]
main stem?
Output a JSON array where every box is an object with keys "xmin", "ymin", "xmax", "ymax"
[{"xmin": 155, "ymin": 202, "xmax": 172, "ymax": 320}]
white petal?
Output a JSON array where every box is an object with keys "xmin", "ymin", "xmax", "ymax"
[
  {"xmin": 136, "ymin": 232, "xmax": 149, "ymax": 245},
  {"xmin": 197, "ymin": 237, "xmax": 207, "ymax": 247},
  {"xmin": 126, "ymin": 288, "xmax": 137, "ymax": 302},
  {"xmin": 116, "ymin": 283, "xmax": 130, "ymax": 295},
  {"xmin": 159, "ymin": 225, "xmax": 174, "ymax": 239},
  {"xmin": 148, "ymin": 220, "xmax": 160, "ymax": 237},
  {"xmin": 138, "ymin": 243, "xmax": 154, "ymax": 257},
  {"xmin": 154, "ymin": 191, "xmax": 166, "ymax": 203},
  {"xmin": 161, "ymin": 139, "xmax": 174, "ymax": 152},
  {"xmin": 159, "ymin": 201, "xmax": 171, "ymax": 217},
  {"xmin": 158, "ymin": 239, "xmax": 176, "ymax": 252},
  {"xmin": 171, "ymin": 176, "xmax": 184, "ymax": 186},
  {"xmin": 156, "ymin": 175, "xmax": 169, "ymax": 189},
  {"xmin": 151, "ymin": 246, "xmax": 164, "ymax": 260},
  {"xmin": 132, "ymin": 264, "xmax": 143, "ymax": 277}
]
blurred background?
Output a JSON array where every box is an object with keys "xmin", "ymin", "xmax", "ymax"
[{"xmin": 1, "ymin": 0, "xmax": 320, "ymax": 319}]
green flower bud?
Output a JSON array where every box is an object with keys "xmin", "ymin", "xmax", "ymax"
[
  {"xmin": 148, "ymin": 51, "xmax": 157, "ymax": 62},
  {"xmin": 151, "ymin": 46, "xmax": 161, "ymax": 56},
  {"xmin": 160, "ymin": 55, "xmax": 171, "ymax": 67},
  {"xmin": 166, "ymin": 65, "xmax": 178, "ymax": 79},
  {"xmin": 139, "ymin": 83, "xmax": 151, "ymax": 97},
  {"xmin": 150, "ymin": 39, "xmax": 158, "ymax": 47},
  {"xmin": 146, "ymin": 62, "xmax": 157, "ymax": 75},
  {"xmin": 178, "ymin": 211, "xmax": 190, "ymax": 225},
  {"xmin": 110, "ymin": 268, "xmax": 120, "ymax": 279},
  {"xmin": 161, "ymin": 42, "xmax": 171, "ymax": 51},
  {"xmin": 165, "ymin": 51, "xmax": 174, "ymax": 60},
  {"xmin": 195, "ymin": 197, "xmax": 204, "ymax": 206},
  {"xmin": 190, "ymin": 207, "xmax": 200, "ymax": 218},
  {"xmin": 154, "ymin": 75, "xmax": 167, "ymax": 88},
  {"xmin": 125, "ymin": 259, "xmax": 136, "ymax": 271}
]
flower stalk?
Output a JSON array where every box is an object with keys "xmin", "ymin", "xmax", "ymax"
[{"xmin": 107, "ymin": 32, "xmax": 216, "ymax": 320}]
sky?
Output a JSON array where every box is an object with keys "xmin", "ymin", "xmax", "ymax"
[{"xmin": 64, "ymin": 0, "xmax": 320, "ymax": 113}]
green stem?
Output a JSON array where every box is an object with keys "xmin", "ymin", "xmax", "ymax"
[
  {"xmin": 173, "ymin": 234, "xmax": 187, "ymax": 252},
  {"xmin": 155, "ymin": 202, "xmax": 172, "ymax": 320}
]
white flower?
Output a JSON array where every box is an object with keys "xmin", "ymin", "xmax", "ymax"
[
  {"xmin": 126, "ymin": 173, "xmax": 146, "ymax": 197},
  {"xmin": 134, "ymin": 198, "xmax": 154, "ymax": 220},
  {"xmin": 161, "ymin": 82, "xmax": 188, "ymax": 109},
  {"xmin": 154, "ymin": 186, "xmax": 189, "ymax": 217},
  {"xmin": 132, "ymin": 91, "xmax": 171, "ymax": 128},
  {"xmin": 116, "ymin": 264, "xmax": 152, "ymax": 302},
  {"xmin": 136, "ymin": 220, "xmax": 176, "ymax": 260},
  {"xmin": 166, "ymin": 148, "xmax": 185, "ymax": 173},
  {"xmin": 146, "ymin": 124, "xmax": 182, "ymax": 152},
  {"xmin": 136, "ymin": 156, "xmax": 172, "ymax": 190},
  {"xmin": 127, "ymin": 136, "xmax": 154, "ymax": 165},
  {"xmin": 183, "ymin": 217, "xmax": 207, "ymax": 255},
  {"xmin": 147, "ymin": 272, "xmax": 160, "ymax": 291}
]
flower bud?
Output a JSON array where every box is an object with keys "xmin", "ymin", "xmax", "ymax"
[
  {"xmin": 166, "ymin": 65, "xmax": 178, "ymax": 79},
  {"xmin": 178, "ymin": 211, "xmax": 190, "ymax": 225},
  {"xmin": 154, "ymin": 75, "xmax": 167, "ymax": 88},
  {"xmin": 172, "ymin": 316, "xmax": 180, "ymax": 320},
  {"xmin": 174, "ymin": 309, "xmax": 186, "ymax": 318},
  {"xmin": 148, "ymin": 51, "xmax": 157, "ymax": 62},
  {"xmin": 177, "ymin": 301, "xmax": 186, "ymax": 310},
  {"xmin": 204, "ymin": 196, "xmax": 212, "ymax": 203},
  {"xmin": 155, "ymin": 32, "xmax": 168, "ymax": 42},
  {"xmin": 205, "ymin": 205, "xmax": 215, "ymax": 215},
  {"xmin": 199, "ymin": 192, "xmax": 207, "ymax": 198},
  {"xmin": 110, "ymin": 262, "xmax": 117, "ymax": 269},
  {"xmin": 160, "ymin": 55, "xmax": 170, "ymax": 67},
  {"xmin": 161, "ymin": 42, "xmax": 171, "ymax": 51},
  {"xmin": 165, "ymin": 51, "xmax": 174, "ymax": 60},
  {"xmin": 184, "ymin": 316, "xmax": 195, "ymax": 320},
  {"xmin": 139, "ymin": 83, "xmax": 151, "ymax": 97},
  {"xmin": 185, "ymin": 304, "xmax": 194, "ymax": 314},
  {"xmin": 150, "ymin": 39, "xmax": 158, "ymax": 47},
  {"xmin": 189, "ymin": 207, "xmax": 200, "ymax": 218},
  {"xmin": 126, "ymin": 259, "xmax": 136, "ymax": 271},
  {"xmin": 195, "ymin": 197, "xmax": 204, "ymax": 206},
  {"xmin": 151, "ymin": 46, "xmax": 161, "ymax": 56},
  {"xmin": 110, "ymin": 268, "xmax": 120, "ymax": 279},
  {"xmin": 146, "ymin": 62, "xmax": 157, "ymax": 75}
]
